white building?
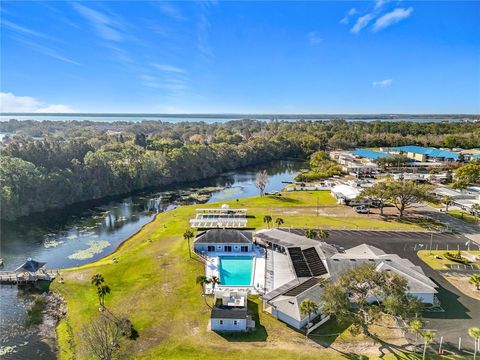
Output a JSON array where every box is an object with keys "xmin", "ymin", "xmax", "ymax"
[
  {"xmin": 331, "ymin": 184, "xmax": 361, "ymax": 204},
  {"xmin": 210, "ymin": 290, "xmax": 254, "ymax": 332},
  {"xmin": 190, "ymin": 205, "xmax": 248, "ymax": 229},
  {"xmin": 194, "ymin": 229, "xmax": 254, "ymax": 255},
  {"xmin": 256, "ymin": 229, "xmax": 438, "ymax": 331}
]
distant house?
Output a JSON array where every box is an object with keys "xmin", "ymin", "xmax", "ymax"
[
  {"xmin": 194, "ymin": 229, "xmax": 254, "ymax": 255},
  {"xmin": 389, "ymin": 146, "xmax": 460, "ymax": 162},
  {"xmin": 330, "ymin": 184, "xmax": 361, "ymax": 204},
  {"xmin": 210, "ymin": 290, "xmax": 254, "ymax": 332},
  {"xmin": 432, "ymin": 186, "xmax": 480, "ymax": 212},
  {"xmin": 257, "ymin": 229, "xmax": 438, "ymax": 331}
]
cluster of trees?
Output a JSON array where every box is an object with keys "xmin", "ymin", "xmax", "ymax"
[
  {"xmin": 295, "ymin": 151, "xmax": 343, "ymax": 182},
  {"xmin": 0, "ymin": 122, "xmax": 320, "ymax": 220},
  {"xmin": 453, "ymin": 161, "xmax": 480, "ymax": 189},
  {"xmin": 2, "ymin": 118, "xmax": 479, "ymax": 220},
  {"xmin": 359, "ymin": 180, "xmax": 434, "ymax": 217}
]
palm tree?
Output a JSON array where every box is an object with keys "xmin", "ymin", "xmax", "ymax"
[
  {"xmin": 196, "ymin": 275, "xmax": 212, "ymax": 308},
  {"xmin": 274, "ymin": 217, "xmax": 284, "ymax": 228},
  {"xmin": 471, "ymin": 204, "xmax": 480, "ymax": 224},
  {"xmin": 470, "ymin": 274, "xmax": 480, "ymax": 290},
  {"xmin": 91, "ymin": 273, "xmax": 105, "ymax": 288},
  {"xmin": 210, "ymin": 276, "xmax": 220, "ymax": 294},
  {"xmin": 183, "ymin": 229, "xmax": 194, "ymax": 258},
  {"xmin": 408, "ymin": 318, "xmax": 424, "ymax": 353},
  {"xmin": 300, "ymin": 299, "xmax": 319, "ymax": 337},
  {"xmin": 97, "ymin": 284, "xmax": 111, "ymax": 308},
  {"xmin": 420, "ymin": 330, "xmax": 435, "ymax": 360},
  {"xmin": 305, "ymin": 229, "xmax": 318, "ymax": 239},
  {"xmin": 317, "ymin": 230, "xmax": 329, "ymax": 239},
  {"xmin": 443, "ymin": 195, "xmax": 453, "ymax": 212},
  {"xmin": 263, "ymin": 215, "xmax": 273, "ymax": 228},
  {"xmin": 468, "ymin": 327, "xmax": 480, "ymax": 360}
]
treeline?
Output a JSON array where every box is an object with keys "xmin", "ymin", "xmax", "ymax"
[
  {"xmin": 0, "ymin": 128, "xmax": 317, "ymax": 220},
  {"xmin": 1, "ymin": 119, "xmax": 480, "ymax": 221}
]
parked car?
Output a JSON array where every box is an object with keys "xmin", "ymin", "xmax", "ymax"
[{"xmin": 354, "ymin": 205, "xmax": 369, "ymax": 214}]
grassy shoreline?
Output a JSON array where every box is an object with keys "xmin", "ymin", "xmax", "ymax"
[{"xmin": 52, "ymin": 191, "xmax": 441, "ymax": 359}]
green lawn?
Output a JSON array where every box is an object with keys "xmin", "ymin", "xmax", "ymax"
[
  {"xmin": 447, "ymin": 210, "xmax": 478, "ymax": 224},
  {"xmin": 417, "ymin": 250, "xmax": 480, "ymax": 270},
  {"xmin": 52, "ymin": 191, "xmax": 440, "ymax": 359}
]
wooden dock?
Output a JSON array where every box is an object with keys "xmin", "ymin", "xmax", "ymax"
[{"xmin": 0, "ymin": 271, "xmax": 57, "ymax": 285}]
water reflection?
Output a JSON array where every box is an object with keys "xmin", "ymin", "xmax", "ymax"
[
  {"xmin": 0, "ymin": 160, "xmax": 303, "ymax": 358},
  {"xmin": 0, "ymin": 160, "xmax": 304, "ymax": 270}
]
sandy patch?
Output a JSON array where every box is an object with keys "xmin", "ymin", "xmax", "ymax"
[{"xmin": 444, "ymin": 275, "xmax": 480, "ymax": 300}]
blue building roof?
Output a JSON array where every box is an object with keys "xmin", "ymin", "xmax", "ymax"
[
  {"xmin": 352, "ymin": 149, "xmax": 389, "ymax": 160},
  {"xmin": 390, "ymin": 146, "xmax": 459, "ymax": 160}
]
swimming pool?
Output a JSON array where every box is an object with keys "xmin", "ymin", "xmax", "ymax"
[{"xmin": 219, "ymin": 256, "xmax": 253, "ymax": 286}]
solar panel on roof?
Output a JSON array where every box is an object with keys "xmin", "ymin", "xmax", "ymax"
[
  {"xmin": 302, "ymin": 247, "xmax": 328, "ymax": 276},
  {"xmin": 287, "ymin": 247, "xmax": 311, "ymax": 277},
  {"xmin": 283, "ymin": 278, "xmax": 320, "ymax": 296}
]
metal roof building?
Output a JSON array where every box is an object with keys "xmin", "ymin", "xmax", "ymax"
[
  {"xmin": 351, "ymin": 149, "xmax": 389, "ymax": 160},
  {"xmin": 390, "ymin": 145, "xmax": 460, "ymax": 161}
]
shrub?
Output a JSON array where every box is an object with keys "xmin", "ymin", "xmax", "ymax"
[
  {"xmin": 444, "ymin": 252, "xmax": 471, "ymax": 264},
  {"xmin": 26, "ymin": 296, "xmax": 46, "ymax": 326}
]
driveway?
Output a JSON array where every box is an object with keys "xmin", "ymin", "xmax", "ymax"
[{"xmin": 289, "ymin": 229, "xmax": 480, "ymax": 351}]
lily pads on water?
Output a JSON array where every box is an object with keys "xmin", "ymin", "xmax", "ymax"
[{"xmin": 67, "ymin": 240, "xmax": 111, "ymax": 260}]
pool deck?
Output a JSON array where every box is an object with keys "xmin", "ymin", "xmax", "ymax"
[{"xmin": 204, "ymin": 247, "xmax": 265, "ymax": 295}]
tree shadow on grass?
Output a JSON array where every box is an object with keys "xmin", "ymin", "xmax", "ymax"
[
  {"xmin": 214, "ymin": 299, "xmax": 268, "ymax": 342},
  {"xmin": 307, "ymin": 318, "xmax": 352, "ymax": 347},
  {"xmin": 382, "ymin": 215, "xmax": 442, "ymax": 230},
  {"xmin": 269, "ymin": 196, "xmax": 301, "ymax": 204}
]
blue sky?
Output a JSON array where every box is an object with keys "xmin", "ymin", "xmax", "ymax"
[{"xmin": 0, "ymin": 1, "xmax": 479, "ymax": 114}]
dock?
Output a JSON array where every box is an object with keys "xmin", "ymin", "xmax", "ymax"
[{"xmin": 0, "ymin": 271, "xmax": 57, "ymax": 285}]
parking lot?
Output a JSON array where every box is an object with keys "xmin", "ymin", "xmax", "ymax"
[{"xmin": 289, "ymin": 228, "xmax": 480, "ymax": 351}]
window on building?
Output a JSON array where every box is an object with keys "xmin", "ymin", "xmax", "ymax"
[
  {"xmin": 224, "ymin": 245, "xmax": 232, "ymax": 252},
  {"xmin": 219, "ymin": 320, "xmax": 223, "ymax": 325},
  {"xmin": 241, "ymin": 246, "xmax": 248, "ymax": 252},
  {"xmin": 207, "ymin": 246, "xmax": 215, "ymax": 252},
  {"xmin": 233, "ymin": 320, "xmax": 238, "ymax": 325}
]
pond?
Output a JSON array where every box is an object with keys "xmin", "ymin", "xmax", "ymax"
[{"xmin": 0, "ymin": 160, "xmax": 304, "ymax": 359}]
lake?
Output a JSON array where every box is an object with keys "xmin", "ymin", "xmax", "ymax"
[
  {"xmin": 0, "ymin": 114, "xmax": 466, "ymax": 123},
  {"xmin": 0, "ymin": 160, "xmax": 304, "ymax": 359}
]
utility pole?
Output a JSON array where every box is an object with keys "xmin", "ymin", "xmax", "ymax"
[{"xmin": 429, "ymin": 232, "xmax": 433, "ymax": 255}]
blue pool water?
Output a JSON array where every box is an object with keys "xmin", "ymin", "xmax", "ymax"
[{"xmin": 219, "ymin": 256, "xmax": 253, "ymax": 286}]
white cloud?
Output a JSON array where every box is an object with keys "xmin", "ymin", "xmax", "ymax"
[
  {"xmin": 351, "ymin": 14, "xmax": 375, "ymax": 33},
  {"xmin": 373, "ymin": 7, "xmax": 414, "ymax": 32},
  {"xmin": 14, "ymin": 37, "xmax": 81, "ymax": 65},
  {"xmin": 1, "ymin": 19, "xmax": 54, "ymax": 40},
  {"xmin": 156, "ymin": 2, "xmax": 186, "ymax": 21},
  {"xmin": 374, "ymin": 0, "xmax": 391, "ymax": 10},
  {"xmin": 340, "ymin": 8, "xmax": 357, "ymax": 25},
  {"xmin": 72, "ymin": 3, "xmax": 124, "ymax": 42},
  {"xmin": 0, "ymin": 92, "xmax": 74, "ymax": 113},
  {"xmin": 372, "ymin": 79, "xmax": 393, "ymax": 88},
  {"xmin": 152, "ymin": 63, "xmax": 186, "ymax": 73},
  {"xmin": 307, "ymin": 31, "xmax": 322, "ymax": 44},
  {"xmin": 35, "ymin": 104, "xmax": 75, "ymax": 113}
]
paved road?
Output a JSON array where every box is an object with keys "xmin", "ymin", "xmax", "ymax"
[
  {"xmin": 413, "ymin": 204, "xmax": 480, "ymax": 244},
  {"xmin": 290, "ymin": 229, "xmax": 480, "ymax": 351}
]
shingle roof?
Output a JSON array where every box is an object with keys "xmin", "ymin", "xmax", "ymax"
[
  {"xmin": 15, "ymin": 259, "xmax": 46, "ymax": 273},
  {"xmin": 194, "ymin": 229, "xmax": 253, "ymax": 244},
  {"xmin": 211, "ymin": 306, "xmax": 247, "ymax": 319}
]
